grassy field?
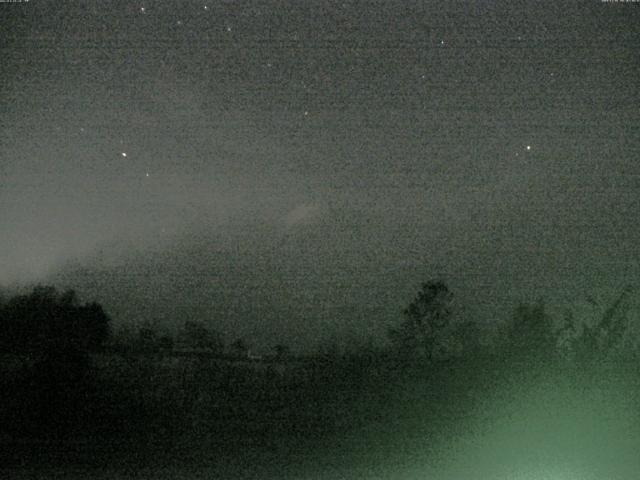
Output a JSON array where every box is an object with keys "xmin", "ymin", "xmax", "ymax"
[{"xmin": 2, "ymin": 352, "xmax": 640, "ymax": 479}]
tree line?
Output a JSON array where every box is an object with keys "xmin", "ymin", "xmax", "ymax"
[
  {"xmin": 1, "ymin": 281, "xmax": 634, "ymax": 364},
  {"xmin": 0, "ymin": 281, "xmax": 636, "ymax": 451}
]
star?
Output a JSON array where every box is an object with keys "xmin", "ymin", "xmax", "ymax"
[
  {"xmin": 204, "ymin": 5, "xmax": 209, "ymax": 10},
  {"xmin": 227, "ymin": 26, "xmax": 232, "ymax": 32},
  {"xmin": 140, "ymin": 7, "xmax": 146, "ymax": 13},
  {"xmin": 145, "ymin": 172, "xmax": 150, "ymax": 177},
  {"xmin": 121, "ymin": 152, "xmax": 127, "ymax": 158},
  {"xmin": 526, "ymin": 145, "xmax": 532, "ymax": 151},
  {"xmin": 303, "ymin": 110, "xmax": 309, "ymax": 116}
]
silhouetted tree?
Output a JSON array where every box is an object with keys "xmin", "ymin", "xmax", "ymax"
[
  {"xmin": 177, "ymin": 320, "xmax": 224, "ymax": 353},
  {"xmin": 133, "ymin": 328, "xmax": 174, "ymax": 355},
  {"xmin": 556, "ymin": 307, "xmax": 578, "ymax": 361},
  {"xmin": 573, "ymin": 286, "xmax": 633, "ymax": 365},
  {"xmin": 0, "ymin": 286, "xmax": 111, "ymax": 438},
  {"xmin": 389, "ymin": 280, "xmax": 453, "ymax": 362},
  {"xmin": 0, "ymin": 285, "xmax": 111, "ymax": 355}
]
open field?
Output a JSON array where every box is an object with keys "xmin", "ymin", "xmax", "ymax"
[{"xmin": 3, "ymin": 353, "xmax": 640, "ymax": 479}]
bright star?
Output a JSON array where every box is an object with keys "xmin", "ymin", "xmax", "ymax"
[
  {"xmin": 526, "ymin": 145, "xmax": 532, "ymax": 151},
  {"xmin": 121, "ymin": 152, "xmax": 127, "ymax": 158}
]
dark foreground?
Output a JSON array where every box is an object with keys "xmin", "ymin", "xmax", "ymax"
[{"xmin": 2, "ymin": 352, "xmax": 640, "ymax": 479}]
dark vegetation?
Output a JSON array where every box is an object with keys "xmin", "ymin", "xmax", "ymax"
[{"xmin": 0, "ymin": 282, "xmax": 638, "ymax": 472}]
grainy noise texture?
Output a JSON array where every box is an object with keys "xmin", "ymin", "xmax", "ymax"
[{"xmin": 1, "ymin": 1, "xmax": 640, "ymax": 478}]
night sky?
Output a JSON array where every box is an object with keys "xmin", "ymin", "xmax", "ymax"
[{"xmin": 2, "ymin": 0, "xmax": 639, "ymax": 352}]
